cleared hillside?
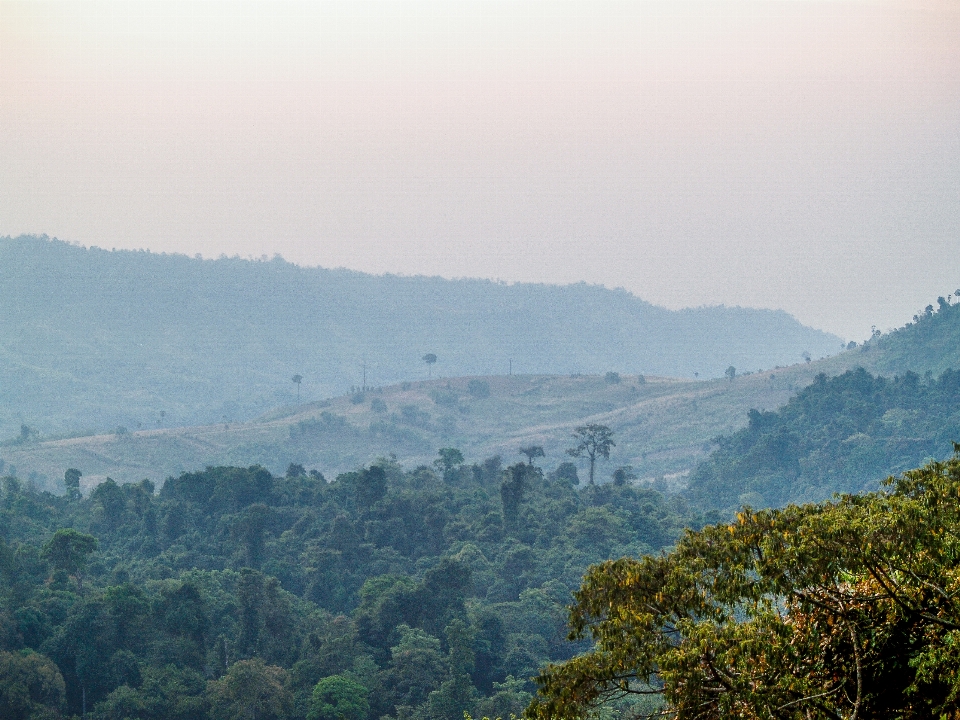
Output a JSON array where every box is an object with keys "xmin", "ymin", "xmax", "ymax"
[
  {"xmin": 3, "ymin": 361, "xmax": 849, "ymax": 493},
  {"xmin": 0, "ymin": 235, "xmax": 841, "ymax": 440}
]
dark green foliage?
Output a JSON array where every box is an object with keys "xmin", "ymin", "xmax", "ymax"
[
  {"xmin": 63, "ymin": 469, "xmax": 81, "ymax": 501},
  {"xmin": 0, "ymin": 650, "xmax": 66, "ymax": 720},
  {"xmin": 207, "ymin": 658, "xmax": 293, "ymax": 720},
  {"xmin": 870, "ymin": 293, "xmax": 960, "ymax": 377},
  {"xmin": 547, "ymin": 462, "xmax": 578, "ymax": 486},
  {"xmin": 41, "ymin": 529, "xmax": 97, "ymax": 592},
  {"xmin": 0, "ymin": 455, "xmax": 688, "ymax": 720},
  {"xmin": 355, "ymin": 466, "xmax": 388, "ymax": 514},
  {"xmin": 433, "ymin": 448, "xmax": 465, "ymax": 485},
  {"xmin": 94, "ymin": 664, "xmax": 207, "ymax": 720},
  {"xmin": 500, "ymin": 464, "xmax": 533, "ymax": 532},
  {"xmin": 687, "ymin": 367, "xmax": 960, "ymax": 511}
]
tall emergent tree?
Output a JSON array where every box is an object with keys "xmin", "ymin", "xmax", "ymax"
[
  {"xmin": 529, "ymin": 449, "xmax": 960, "ymax": 719},
  {"xmin": 519, "ymin": 445, "xmax": 545, "ymax": 466},
  {"xmin": 566, "ymin": 424, "xmax": 615, "ymax": 485},
  {"xmin": 63, "ymin": 468, "xmax": 82, "ymax": 500},
  {"xmin": 435, "ymin": 448, "xmax": 465, "ymax": 482},
  {"xmin": 423, "ymin": 353, "xmax": 437, "ymax": 377}
]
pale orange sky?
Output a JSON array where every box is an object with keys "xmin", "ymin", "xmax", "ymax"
[{"xmin": 2, "ymin": 0, "xmax": 959, "ymax": 339}]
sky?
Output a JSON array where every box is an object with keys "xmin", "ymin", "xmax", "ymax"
[{"xmin": 1, "ymin": 0, "xmax": 959, "ymax": 341}]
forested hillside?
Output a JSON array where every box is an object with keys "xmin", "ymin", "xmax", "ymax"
[
  {"xmin": 685, "ymin": 368, "xmax": 960, "ymax": 511},
  {"xmin": 0, "ymin": 455, "xmax": 697, "ymax": 720},
  {"xmin": 685, "ymin": 296, "xmax": 960, "ymax": 513},
  {"xmin": 0, "ymin": 235, "xmax": 840, "ymax": 439},
  {"xmin": 868, "ymin": 291, "xmax": 960, "ymax": 376}
]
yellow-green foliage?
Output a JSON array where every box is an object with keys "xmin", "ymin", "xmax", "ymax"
[{"xmin": 530, "ymin": 449, "xmax": 960, "ymax": 718}]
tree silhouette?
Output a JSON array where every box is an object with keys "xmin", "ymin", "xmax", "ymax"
[
  {"xmin": 63, "ymin": 468, "xmax": 82, "ymax": 501},
  {"xmin": 612, "ymin": 465, "xmax": 637, "ymax": 486},
  {"xmin": 567, "ymin": 424, "xmax": 615, "ymax": 485},
  {"xmin": 434, "ymin": 447, "xmax": 464, "ymax": 481},
  {"xmin": 292, "ymin": 374, "xmax": 303, "ymax": 403},
  {"xmin": 519, "ymin": 445, "xmax": 545, "ymax": 466},
  {"xmin": 423, "ymin": 354, "xmax": 437, "ymax": 377}
]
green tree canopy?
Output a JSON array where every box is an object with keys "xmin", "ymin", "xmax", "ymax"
[
  {"xmin": 63, "ymin": 468, "xmax": 82, "ymax": 500},
  {"xmin": 307, "ymin": 674, "xmax": 369, "ymax": 720},
  {"xmin": 207, "ymin": 658, "xmax": 292, "ymax": 720},
  {"xmin": 41, "ymin": 528, "xmax": 97, "ymax": 592},
  {"xmin": 0, "ymin": 650, "xmax": 66, "ymax": 720}
]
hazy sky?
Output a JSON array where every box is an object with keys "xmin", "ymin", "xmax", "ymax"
[{"xmin": 2, "ymin": 0, "xmax": 959, "ymax": 340}]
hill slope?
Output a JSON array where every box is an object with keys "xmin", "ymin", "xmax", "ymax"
[
  {"xmin": 685, "ymin": 298, "xmax": 960, "ymax": 512},
  {"xmin": 11, "ymin": 293, "xmax": 960, "ymax": 496},
  {"xmin": 0, "ymin": 235, "xmax": 840, "ymax": 439},
  {"xmin": 685, "ymin": 367, "xmax": 960, "ymax": 511},
  {"xmin": 1, "ymin": 364, "xmax": 845, "ymax": 493}
]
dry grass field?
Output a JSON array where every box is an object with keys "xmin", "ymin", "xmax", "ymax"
[{"xmin": 2, "ymin": 345, "xmax": 881, "ymax": 493}]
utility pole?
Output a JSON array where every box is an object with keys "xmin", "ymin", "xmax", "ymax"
[
  {"xmin": 509, "ymin": 359, "xmax": 512, "ymax": 376},
  {"xmin": 362, "ymin": 360, "xmax": 367, "ymax": 391}
]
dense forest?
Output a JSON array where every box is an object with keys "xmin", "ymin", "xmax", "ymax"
[
  {"xmin": 0, "ymin": 235, "xmax": 840, "ymax": 439},
  {"xmin": 685, "ymin": 365, "xmax": 960, "ymax": 512},
  {"xmin": 677, "ymin": 287, "xmax": 960, "ymax": 513},
  {"xmin": 0, "ymin": 450, "xmax": 700, "ymax": 720},
  {"xmin": 868, "ymin": 290, "xmax": 960, "ymax": 377}
]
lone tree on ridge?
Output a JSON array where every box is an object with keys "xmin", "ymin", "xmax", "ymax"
[
  {"xmin": 567, "ymin": 424, "xmax": 615, "ymax": 485},
  {"xmin": 519, "ymin": 445, "xmax": 545, "ymax": 466}
]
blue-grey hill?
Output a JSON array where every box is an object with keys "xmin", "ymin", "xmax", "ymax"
[{"xmin": 0, "ymin": 235, "xmax": 840, "ymax": 440}]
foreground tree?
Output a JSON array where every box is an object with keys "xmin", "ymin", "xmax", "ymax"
[
  {"xmin": 529, "ymin": 448, "xmax": 960, "ymax": 719},
  {"xmin": 566, "ymin": 425, "xmax": 615, "ymax": 485},
  {"xmin": 0, "ymin": 651, "xmax": 66, "ymax": 720}
]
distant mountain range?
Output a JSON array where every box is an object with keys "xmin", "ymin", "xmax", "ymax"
[{"xmin": 1, "ymin": 235, "xmax": 840, "ymax": 439}]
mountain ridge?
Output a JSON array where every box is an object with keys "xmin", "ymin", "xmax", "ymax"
[{"xmin": 0, "ymin": 234, "xmax": 840, "ymax": 438}]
